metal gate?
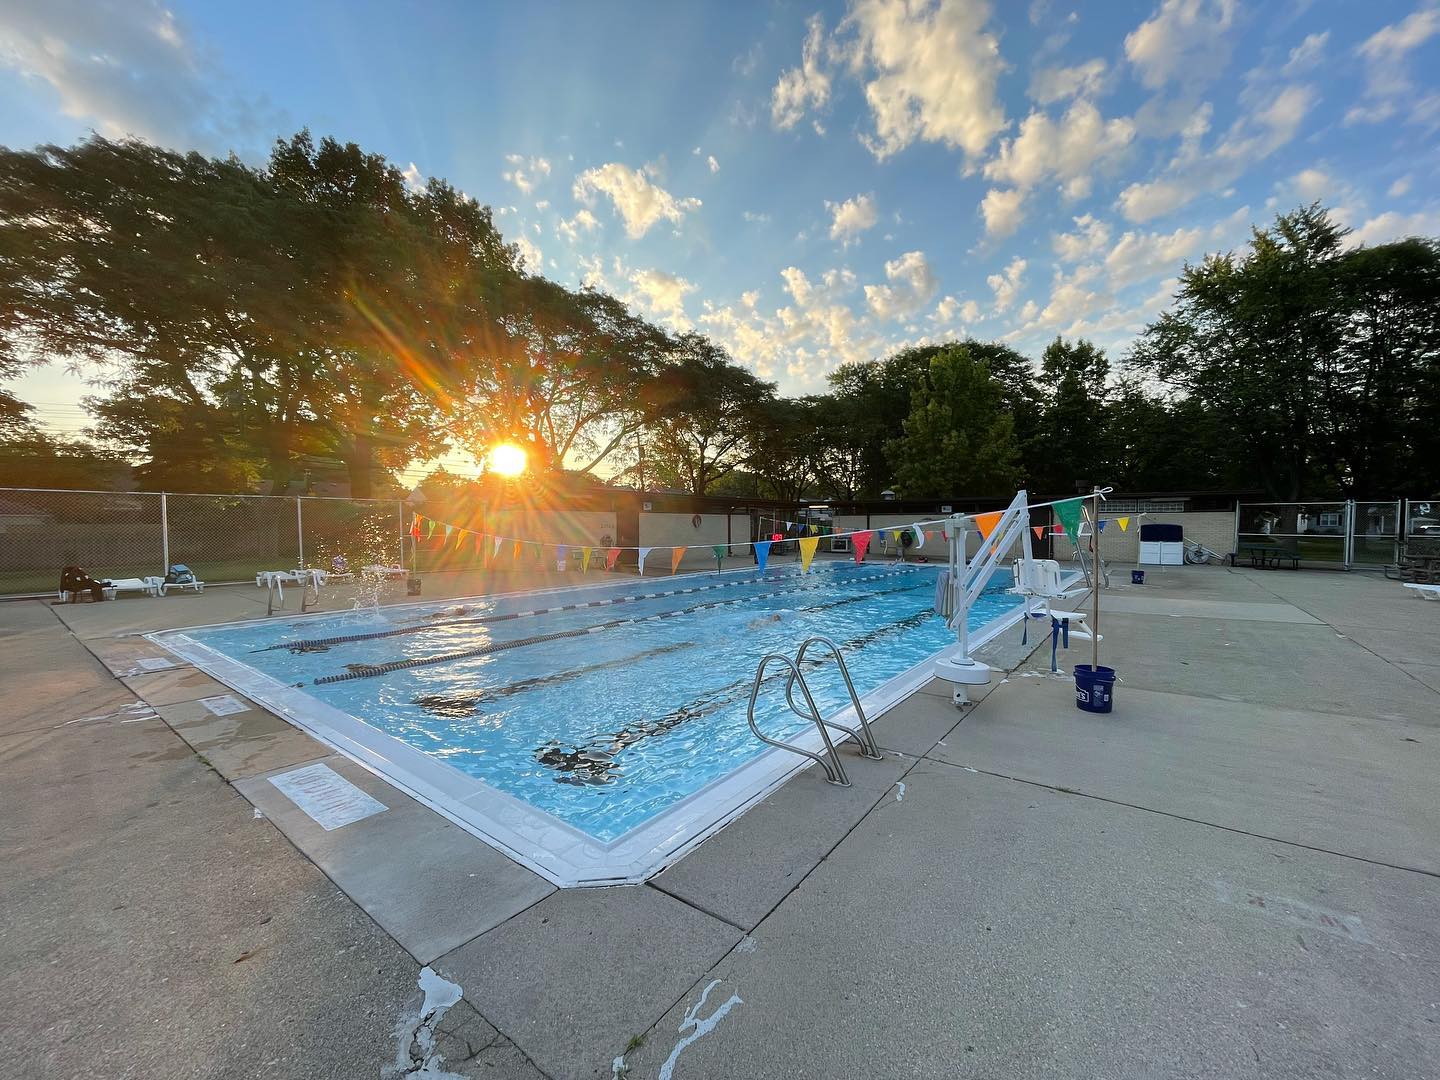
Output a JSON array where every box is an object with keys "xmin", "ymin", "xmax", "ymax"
[{"xmin": 1235, "ymin": 499, "xmax": 1405, "ymax": 569}]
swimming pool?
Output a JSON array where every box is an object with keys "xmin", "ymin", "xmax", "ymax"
[{"xmin": 154, "ymin": 560, "xmax": 1027, "ymax": 885}]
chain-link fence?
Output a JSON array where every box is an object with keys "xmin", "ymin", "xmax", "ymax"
[{"xmin": 0, "ymin": 488, "xmax": 409, "ymax": 597}]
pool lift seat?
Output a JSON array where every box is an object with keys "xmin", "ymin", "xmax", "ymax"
[{"xmin": 746, "ymin": 635, "xmax": 883, "ymax": 787}]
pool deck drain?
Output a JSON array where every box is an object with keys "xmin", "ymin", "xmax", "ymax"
[{"xmin": 3, "ymin": 562, "xmax": 1439, "ymax": 1079}]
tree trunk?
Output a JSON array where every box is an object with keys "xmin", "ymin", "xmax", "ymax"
[{"xmin": 345, "ymin": 431, "xmax": 374, "ymax": 499}]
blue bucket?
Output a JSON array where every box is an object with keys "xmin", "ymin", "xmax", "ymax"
[
  {"xmin": 1074, "ymin": 664, "xmax": 1116, "ymax": 713},
  {"xmin": 1131, "ymin": 570, "xmax": 1145, "ymax": 584}
]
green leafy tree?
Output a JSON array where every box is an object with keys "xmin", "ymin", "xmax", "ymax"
[
  {"xmin": 885, "ymin": 345, "xmax": 1021, "ymax": 497},
  {"xmin": 639, "ymin": 335, "xmax": 775, "ymax": 494},
  {"xmin": 745, "ymin": 395, "xmax": 821, "ymax": 503},
  {"xmin": 1031, "ymin": 337, "xmax": 1111, "ymax": 495}
]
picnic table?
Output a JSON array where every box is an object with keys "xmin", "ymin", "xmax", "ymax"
[{"xmin": 1231, "ymin": 543, "xmax": 1301, "ymax": 570}]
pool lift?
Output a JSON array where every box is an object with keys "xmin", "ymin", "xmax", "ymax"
[{"xmin": 932, "ymin": 490, "xmax": 1102, "ymax": 703}]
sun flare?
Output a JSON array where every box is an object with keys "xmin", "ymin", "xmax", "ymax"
[{"xmin": 487, "ymin": 442, "xmax": 527, "ymax": 477}]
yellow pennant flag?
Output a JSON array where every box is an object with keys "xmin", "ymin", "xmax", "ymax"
[
  {"xmin": 670, "ymin": 546, "xmax": 687, "ymax": 574},
  {"xmin": 798, "ymin": 535, "xmax": 819, "ymax": 573},
  {"xmin": 1117, "ymin": 516, "xmax": 1130, "ymax": 532},
  {"xmin": 455, "ymin": 527, "xmax": 467, "ymax": 550},
  {"xmin": 581, "ymin": 546, "xmax": 592, "ymax": 572}
]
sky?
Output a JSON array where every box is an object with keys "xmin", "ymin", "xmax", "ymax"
[{"xmin": 4, "ymin": 0, "xmax": 1440, "ymax": 460}]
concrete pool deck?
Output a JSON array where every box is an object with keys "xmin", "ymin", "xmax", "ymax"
[{"xmin": 2, "ymin": 563, "xmax": 1438, "ymax": 1078}]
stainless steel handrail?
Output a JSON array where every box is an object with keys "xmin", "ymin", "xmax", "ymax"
[
  {"xmin": 783, "ymin": 636, "xmax": 882, "ymax": 760},
  {"xmin": 746, "ymin": 653, "xmax": 849, "ymax": 786}
]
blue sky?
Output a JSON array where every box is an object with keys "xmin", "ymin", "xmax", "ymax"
[{"xmin": 5, "ymin": 0, "xmax": 1440, "ymax": 444}]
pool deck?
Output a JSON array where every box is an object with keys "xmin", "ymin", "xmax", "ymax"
[{"xmin": 2, "ymin": 563, "xmax": 1438, "ymax": 1078}]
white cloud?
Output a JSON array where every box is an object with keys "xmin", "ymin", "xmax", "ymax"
[
  {"xmin": 1124, "ymin": 0, "xmax": 1238, "ymax": 91},
  {"xmin": 0, "ymin": 0, "xmax": 275, "ymax": 152},
  {"xmin": 1389, "ymin": 175, "xmax": 1414, "ymax": 198},
  {"xmin": 628, "ymin": 268, "xmax": 697, "ymax": 331},
  {"xmin": 1052, "ymin": 214, "xmax": 1112, "ymax": 262},
  {"xmin": 502, "ymin": 154, "xmax": 552, "ymax": 195},
  {"xmin": 742, "ymin": 210, "xmax": 772, "ymax": 224},
  {"xmin": 572, "ymin": 162, "xmax": 701, "ymax": 238},
  {"xmin": 848, "ymin": 0, "xmax": 1010, "ymax": 160},
  {"xmin": 1102, "ymin": 224, "xmax": 1204, "ymax": 289},
  {"xmin": 982, "ymin": 99, "xmax": 1134, "ymax": 196},
  {"xmin": 980, "ymin": 187, "xmax": 1026, "ymax": 238},
  {"xmin": 401, "ymin": 162, "xmax": 425, "ymax": 192},
  {"xmin": 707, "ymin": 155, "xmax": 720, "ymax": 174},
  {"xmin": 771, "ymin": 13, "xmax": 832, "ymax": 129},
  {"xmin": 741, "ymin": 289, "xmax": 760, "ymax": 308},
  {"xmin": 700, "ymin": 264, "xmax": 879, "ymax": 384},
  {"xmin": 1282, "ymin": 31, "xmax": 1329, "ymax": 76},
  {"xmin": 1346, "ymin": 6, "xmax": 1440, "ymax": 126},
  {"xmin": 514, "ymin": 234, "xmax": 542, "ymax": 273},
  {"xmin": 826, "ymin": 193, "xmax": 879, "ymax": 245},
  {"xmin": 1288, "ymin": 167, "xmax": 1333, "ymax": 203},
  {"xmin": 987, "ymin": 256, "xmax": 1027, "ymax": 312},
  {"xmin": 555, "ymin": 207, "xmax": 599, "ymax": 243},
  {"xmin": 864, "ymin": 250, "xmax": 939, "ymax": 319},
  {"xmin": 1029, "ymin": 58, "xmax": 1107, "ymax": 105},
  {"xmin": 1117, "ymin": 83, "xmax": 1315, "ymax": 222},
  {"xmin": 1345, "ymin": 209, "xmax": 1440, "ymax": 248}
]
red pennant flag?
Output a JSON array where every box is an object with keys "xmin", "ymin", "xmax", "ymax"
[
  {"xmin": 410, "ymin": 515, "xmax": 422, "ymax": 539},
  {"xmin": 605, "ymin": 547, "xmax": 621, "ymax": 571},
  {"xmin": 974, "ymin": 511, "xmax": 1002, "ymax": 540},
  {"xmin": 852, "ymin": 530, "xmax": 873, "ymax": 564}
]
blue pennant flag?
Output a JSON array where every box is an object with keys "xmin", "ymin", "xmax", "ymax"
[{"xmin": 753, "ymin": 539, "xmax": 772, "ymax": 573}]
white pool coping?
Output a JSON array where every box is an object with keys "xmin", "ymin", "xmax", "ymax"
[{"xmin": 150, "ymin": 564, "xmax": 1057, "ymax": 887}]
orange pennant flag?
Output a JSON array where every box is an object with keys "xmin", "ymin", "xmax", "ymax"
[
  {"xmin": 974, "ymin": 511, "xmax": 1002, "ymax": 540},
  {"xmin": 1033, "ymin": 525, "xmax": 1045, "ymax": 539},
  {"xmin": 670, "ymin": 546, "xmax": 687, "ymax": 574},
  {"xmin": 512, "ymin": 539, "xmax": 522, "ymax": 560},
  {"xmin": 605, "ymin": 547, "xmax": 622, "ymax": 571}
]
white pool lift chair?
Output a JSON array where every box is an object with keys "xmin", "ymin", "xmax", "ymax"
[{"xmin": 1012, "ymin": 557, "xmax": 1101, "ymax": 647}]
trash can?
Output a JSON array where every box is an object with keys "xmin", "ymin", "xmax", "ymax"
[
  {"xmin": 1074, "ymin": 664, "xmax": 1116, "ymax": 713},
  {"xmin": 406, "ymin": 574, "xmax": 422, "ymax": 596},
  {"xmin": 1131, "ymin": 570, "xmax": 1145, "ymax": 585}
]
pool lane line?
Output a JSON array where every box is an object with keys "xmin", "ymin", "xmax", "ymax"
[
  {"xmin": 279, "ymin": 564, "xmax": 926, "ymax": 654},
  {"xmin": 311, "ymin": 572, "xmax": 934, "ymax": 686},
  {"xmin": 531, "ymin": 603, "xmax": 947, "ymax": 782},
  {"xmin": 412, "ymin": 640, "xmax": 700, "ymax": 718}
]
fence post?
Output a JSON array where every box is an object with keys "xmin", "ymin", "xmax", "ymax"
[
  {"xmin": 1343, "ymin": 499, "xmax": 1355, "ymax": 567},
  {"xmin": 396, "ymin": 500, "xmax": 404, "ymax": 570},
  {"xmin": 296, "ymin": 497, "xmax": 305, "ymax": 569},
  {"xmin": 160, "ymin": 492, "xmax": 170, "ymax": 573}
]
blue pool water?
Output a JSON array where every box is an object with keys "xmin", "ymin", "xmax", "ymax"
[{"xmin": 179, "ymin": 562, "xmax": 1021, "ymax": 843}]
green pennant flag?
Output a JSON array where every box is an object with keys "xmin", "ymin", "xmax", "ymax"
[
  {"xmin": 711, "ymin": 544, "xmax": 727, "ymax": 565},
  {"xmin": 1054, "ymin": 497, "xmax": 1085, "ymax": 542}
]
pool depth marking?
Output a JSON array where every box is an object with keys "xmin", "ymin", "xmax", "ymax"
[{"xmin": 312, "ymin": 568, "xmax": 928, "ymax": 686}]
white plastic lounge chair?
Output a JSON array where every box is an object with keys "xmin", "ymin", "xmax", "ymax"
[
  {"xmin": 157, "ymin": 575, "xmax": 204, "ymax": 595},
  {"xmin": 103, "ymin": 577, "xmax": 161, "ymax": 599},
  {"xmin": 1403, "ymin": 583, "xmax": 1440, "ymax": 601},
  {"xmin": 257, "ymin": 568, "xmax": 325, "ymax": 602},
  {"xmin": 361, "ymin": 564, "xmax": 409, "ymax": 579}
]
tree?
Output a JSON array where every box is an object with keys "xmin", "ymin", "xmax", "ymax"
[
  {"xmin": 1129, "ymin": 205, "xmax": 1348, "ymax": 500},
  {"xmin": 885, "ymin": 345, "xmax": 1021, "ymax": 497},
  {"xmin": 639, "ymin": 336, "xmax": 775, "ymax": 494},
  {"xmin": 447, "ymin": 279, "xmax": 669, "ymax": 476},
  {"xmin": 746, "ymin": 395, "xmax": 820, "ymax": 503},
  {"xmin": 1031, "ymin": 337, "xmax": 1111, "ymax": 494}
]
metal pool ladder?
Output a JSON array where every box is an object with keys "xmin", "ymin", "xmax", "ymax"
[{"xmin": 745, "ymin": 635, "xmax": 883, "ymax": 787}]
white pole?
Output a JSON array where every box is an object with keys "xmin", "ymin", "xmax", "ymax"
[
  {"xmin": 1090, "ymin": 488, "xmax": 1101, "ymax": 671},
  {"xmin": 296, "ymin": 497, "xmax": 305, "ymax": 569},
  {"xmin": 160, "ymin": 492, "xmax": 170, "ymax": 573}
]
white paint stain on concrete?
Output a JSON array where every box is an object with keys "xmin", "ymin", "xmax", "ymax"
[
  {"xmin": 658, "ymin": 979, "xmax": 742, "ymax": 1080},
  {"xmin": 61, "ymin": 702, "xmax": 157, "ymax": 727},
  {"xmin": 386, "ymin": 967, "xmax": 465, "ymax": 1079},
  {"xmin": 1213, "ymin": 880, "xmax": 1372, "ymax": 945},
  {"xmin": 734, "ymin": 935, "xmax": 758, "ymax": 953},
  {"xmin": 893, "ymin": 781, "xmax": 906, "ymax": 802}
]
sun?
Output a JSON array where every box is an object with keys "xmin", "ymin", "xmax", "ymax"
[{"xmin": 487, "ymin": 442, "xmax": 528, "ymax": 478}]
